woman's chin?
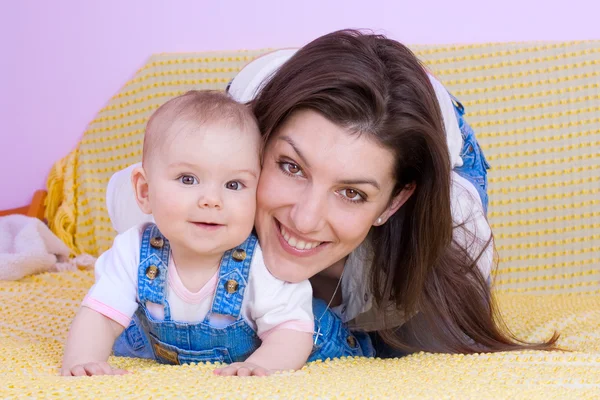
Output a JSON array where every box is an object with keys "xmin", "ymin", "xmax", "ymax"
[{"xmin": 266, "ymin": 260, "xmax": 310, "ymax": 283}]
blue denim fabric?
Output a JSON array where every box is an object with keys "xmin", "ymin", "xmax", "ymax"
[
  {"xmin": 113, "ymin": 224, "xmax": 369, "ymax": 364},
  {"xmin": 450, "ymin": 94, "xmax": 491, "ymax": 215},
  {"xmin": 113, "ymin": 312, "xmax": 155, "ymax": 359},
  {"xmin": 367, "ymin": 331, "xmax": 409, "ymax": 359},
  {"xmin": 113, "ymin": 224, "xmax": 260, "ymax": 364},
  {"xmin": 309, "ymin": 298, "xmax": 374, "ymax": 361}
]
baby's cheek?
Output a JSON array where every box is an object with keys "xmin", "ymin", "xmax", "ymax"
[
  {"xmin": 151, "ymin": 190, "xmax": 188, "ymax": 219},
  {"xmin": 231, "ymin": 195, "xmax": 257, "ymax": 237},
  {"xmin": 162, "ymin": 194, "xmax": 184, "ymax": 209}
]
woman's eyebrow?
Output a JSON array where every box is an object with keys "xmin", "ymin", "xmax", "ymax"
[
  {"xmin": 277, "ymin": 136, "xmax": 311, "ymax": 168},
  {"xmin": 278, "ymin": 136, "xmax": 381, "ymax": 191},
  {"xmin": 337, "ymin": 179, "xmax": 380, "ymax": 191}
]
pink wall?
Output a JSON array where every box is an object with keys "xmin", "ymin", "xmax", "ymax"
[{"xmin": 1, "ymin": 0, "xmax": 598, "ymax": 209}]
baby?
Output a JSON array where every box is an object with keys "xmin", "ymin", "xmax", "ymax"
[{"xmin": 61, "ymin": 91, "xmax": 315, "ymax": 377}]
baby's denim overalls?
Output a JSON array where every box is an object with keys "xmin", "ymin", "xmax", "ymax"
[{"xmin": 113, "ymin": 224, "xmax": 373, "ymax": 364}]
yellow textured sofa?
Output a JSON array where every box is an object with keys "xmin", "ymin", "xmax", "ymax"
[{"xmin": 1, "ymin": 41, "xmax": 599, "ymax": 399}]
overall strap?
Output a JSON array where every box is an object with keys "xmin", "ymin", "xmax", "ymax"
[
  {"xmin": 137, "ymin": 224, "xmax": 173, "ymax": 320},
  {"xmin": 206, "ymin": 233, "xmax": 258, "ymax": 320}
]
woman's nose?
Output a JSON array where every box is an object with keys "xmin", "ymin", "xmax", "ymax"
[{"xmin": 289, "ymin": 186, "xmax": 327, "ymax": 234}]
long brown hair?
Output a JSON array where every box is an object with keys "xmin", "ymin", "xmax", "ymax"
[{"xmin": 252, "ymin": 30, "xmax": 558, "ymax": 353}]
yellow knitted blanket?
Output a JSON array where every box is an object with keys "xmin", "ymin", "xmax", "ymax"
[
  {"xmin": 1, "ymin": 272, "xmax": 599, "ymax": 398},
  {"xmin": 2, "ymin": 41, "xmax": 598, "ymax": 398}
]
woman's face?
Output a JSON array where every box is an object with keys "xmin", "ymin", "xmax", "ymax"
[{"xmin": 255, "ymin": 109, "xmax": 406, "ymax": 283}]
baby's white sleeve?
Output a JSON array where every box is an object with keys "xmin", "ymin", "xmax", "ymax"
[
  {"xmin": 247, "ymin": 248, "xmax": 314, "ymax": 340},
  {"xmin": 81, "ymin": 226, "xmax": 142, "ymax": 327}
]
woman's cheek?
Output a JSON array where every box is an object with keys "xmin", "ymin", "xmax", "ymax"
[
  {"xmin": 328, "ymin": 200, "xmax": 378, "ymax": 242},
  {"xmin": 257, "ymin": 167, "xmax": 294, "ymax": 209}
]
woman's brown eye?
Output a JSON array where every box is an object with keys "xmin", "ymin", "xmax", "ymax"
[
  {"xmin": 278, "ymin": 161, "xmax": 304, "ymax": 177},
  {"xmin": 346, "ymin": 189, "xmax": 358, "ymax": 199}
]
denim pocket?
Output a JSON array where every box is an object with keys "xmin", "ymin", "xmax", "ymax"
[
  {"xmin": 125, "ymin": 321, "xmax": 146, "ymax": 351},
  {"xmin": 177, "ymin": 347, "xmax": 233, "ymax": 365},
  {"xmin": 150, "ymin": 333, "xmax": 233, "ymax": 365},
  {"xmin": 113, "ymin": 315, "xmax": 154, "ymax": 359}
]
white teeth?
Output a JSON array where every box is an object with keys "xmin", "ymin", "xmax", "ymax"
[{"xmin": 279, "ymin": 224, "xmax": 321, "ymax": 250}]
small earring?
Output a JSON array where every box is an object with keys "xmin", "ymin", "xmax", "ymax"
[{"xmin": 376, "ymin": 217, "xmax": 383, "ymax": 225}]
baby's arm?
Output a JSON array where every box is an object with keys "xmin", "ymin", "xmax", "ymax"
[
  {"xmin": 215, "ymin": 329, "xmax": 313, "ymax": 376},
  {"xmin": 61, "ymin": 226, "xmax": 141, "ymax": 376},
  {"xmin": 246, "ymin": 329, "xmax": 313, "ymax": 370},
  {"xmin": 61, "ymin": 306, "xmax": 126, "ymax": 376},
  {"xmin": 214, "ymin": 262, "xmax": 315, "ymax": 377}
]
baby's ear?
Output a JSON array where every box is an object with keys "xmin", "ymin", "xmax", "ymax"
[{"xmin": 131, "ymin": 167, "xmax": 152, "ymax": 214}]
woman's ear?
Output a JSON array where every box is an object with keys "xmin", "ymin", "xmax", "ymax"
[
  {"xmin": 131, "ymin": 167, "xmax": 152, "ymax": 215},
  {"xmin": 375, "ymin": 183, "xmax": 416, "ymax": 225}
]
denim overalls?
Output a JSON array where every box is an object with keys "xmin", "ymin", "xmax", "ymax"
[
  {"xmin": 451, "ymin": 95, "xmax": 491, "ymax": 215},
  {"xmin": 309, "ymin": 298, "xmax": 374, "ymax": 361},
  {"xmin": 113, "ymin": 224, "xmax": 374, "ymax": 364}
]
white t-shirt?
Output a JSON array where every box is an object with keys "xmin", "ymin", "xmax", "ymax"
[
  {"xmin": 427, "ymin": 74, "xmax": 464, "ymax": 168},
  {"xmin": 83, "ymin": 224, "xmax": 314, "ymax": 340}
]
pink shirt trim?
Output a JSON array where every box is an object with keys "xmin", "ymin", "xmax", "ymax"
[
  {"xmin": 259, "ymin": 320, "xmax": 314, "ymax": 340},
  {"xmin": 167, "ymin": 260, "xmax": 219, "ymax": 304},
  {"xmin": 82, "ymin": 295, "xmax": 131, "ymax": 328}
]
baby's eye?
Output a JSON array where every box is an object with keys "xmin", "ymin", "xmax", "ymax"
[
  {"xmin": 179, "ymin": 175, "xmax": 198, "ymax": 185},
  {"xmin": 225, "ymin": 181, "xmax": 244, "ymax": 191}
]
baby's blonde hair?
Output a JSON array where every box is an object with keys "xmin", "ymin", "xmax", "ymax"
[{"xmin": 142, "ymin": 90, "xmax": 258, "ymax": 165}]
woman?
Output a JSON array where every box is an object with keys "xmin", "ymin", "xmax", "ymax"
[{"xmin": 108, "ymin": 30, "xmax": 556, "ymax": 361}]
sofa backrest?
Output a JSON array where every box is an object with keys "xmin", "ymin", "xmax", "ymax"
[{"xmin": 46, "ymin": 42, "xmax": 600, "ymax": 294}]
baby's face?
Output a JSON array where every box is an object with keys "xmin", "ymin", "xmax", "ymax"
[{"xmin": 144, "ymin": 121, "xmax": 261, "ymax": 258}]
